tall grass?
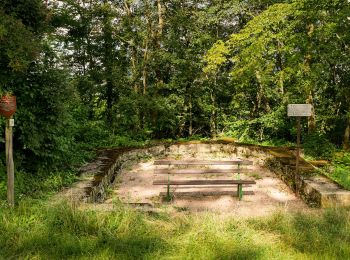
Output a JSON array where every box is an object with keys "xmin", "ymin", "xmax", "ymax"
[{"xmin": 0, "ymin": 200, "xmax": 349, "ymax": 259}]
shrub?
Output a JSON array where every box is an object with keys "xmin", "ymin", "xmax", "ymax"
[{"xmin": 303, "ymin": 133, "xmax": 336, "ymax": 160}]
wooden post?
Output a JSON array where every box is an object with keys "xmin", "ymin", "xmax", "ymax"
[
  {"xmin": 287, "ymin": 104, "xmax": 312, "ymax": 193},
  {"xmin": 6, "ymin": 118, "xmax": 14, "ymax": 207},
  {"xmin": 295, "ymin": 116, "xmax": 301, "ymax": 192}
]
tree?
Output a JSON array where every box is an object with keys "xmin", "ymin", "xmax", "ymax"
[{"xmin": 204, "ymin": 0, "xmax": 350, "ymax": 144}]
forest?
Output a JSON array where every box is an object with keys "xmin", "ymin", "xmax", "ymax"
[
  {"xmin": 0, "ymin": 0, "xmax": 348, "ymax": 196},
  {"xmin": 1, "ymin": 0, "xmax": 350, "ymax": 258},
  {"xmin": 1, "ymin": 0, "xmax": 349, "ymax": 173}
]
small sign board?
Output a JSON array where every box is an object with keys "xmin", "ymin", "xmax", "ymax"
[{"xmin": 287, "ymin": 104, "xmax": 312, "ymax": 117}]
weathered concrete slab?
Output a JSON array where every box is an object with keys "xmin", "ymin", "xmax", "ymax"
[
  {"xmin": 58, "ymin": 140, "xmax": 350, "ymax": 208},
  {"xmin": 303, "ymin": 176, "xmax": 350, "ymax": 207}
]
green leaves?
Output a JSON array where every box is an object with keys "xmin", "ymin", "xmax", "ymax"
[
  {"xmin": 204, "ymin": 0, "xmax": 350, "ymax": 143},
  {"xmin": 0, "ymin": 11, "xmax": 38, "ymax": 73},
  {"xmin": 203, "ymin": 40, "xmax": 230, "ymax": 74}
]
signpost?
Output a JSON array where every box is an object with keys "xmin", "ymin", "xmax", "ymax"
[
  {"xmin": 0, "ymin": 95, "xmax": 16, "ymax": 207},
  {"xmin": 6, "ymin": 118, "xmax": 14, "ymax": 206},
  {"xmin": 287, "ymin": 104, "xmax": 312, "ymax": 191}
]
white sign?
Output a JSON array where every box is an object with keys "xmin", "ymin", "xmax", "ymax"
[
  {"xmin": 9, "ymin": 119, "xmax": 14, "ymax": 127},
  {"xmin": 287, "ymin": 104, "xmax": 312, "ymax": 117}
]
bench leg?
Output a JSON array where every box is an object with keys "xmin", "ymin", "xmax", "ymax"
[
  {"xmin": 237, "ymin": 184, "xmax": 243, "ymax": 201},
  {"xmin": 236, "ymin": 163, "xmax": 243, "ymax": 200},
  {"xmin": 166, "ymin": 186, "xmax": 172, "ymax": 201},
  {"xmin": 166, "ymin": 171, "xmax": 172, "ymax": 201}
]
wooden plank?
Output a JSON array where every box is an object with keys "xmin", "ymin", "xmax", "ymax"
[
  {"xmin": 171, "ymin": 185, "xmax": 253, "ymax": 189},
  {"xmin": 159, "ymin": 191, "xmax": 254, "ymax": 197},
  {"xmin": 154, "ymin": 160, "xmax": 253, "ymax": 166},
  {"xmin": 153, "ymin": 179, "xmax": 256, "ymax": 185},
  {"xmin": 154, "ymin": 169, "xmax": 254, "ymax": 174}
]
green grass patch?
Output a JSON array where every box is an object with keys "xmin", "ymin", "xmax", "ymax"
[
  {"xmin": 0, "ymin": 200, "xmax": 349, "ymax": 259},
  {"xmin": 327, "ymin": 152, "xmax": 350, "ymax": 190},
  {"xmin": 0, "ymin": 169, "xmax": 79, "ymax": 201}
]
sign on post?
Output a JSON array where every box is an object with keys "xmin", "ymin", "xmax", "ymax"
[
  {"xmin": 287, "ymin": 104, "xmax": 312, "ymax": 192},
  {"xmin": 0, "ymin": 95, "xmax": 16, "ymax": 207},
  {"xmin": 287, "ymin": 104, "xmax": 312, "ymax": 117}
]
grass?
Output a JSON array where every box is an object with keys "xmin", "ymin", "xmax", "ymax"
[
  {"xmin": 312, "ymin": 152, "xmax": 350, "ymax": 190},
  {"xmin": 0, "ymin": 169, "xmax": 79, "ymax": 201},
  {"xmin": 0, "ymin": 199, "xmax": 349, "ymax": 259},
  {"xmin": 328, "ymin": 152, "xmax": 350, "ymax": 190}
]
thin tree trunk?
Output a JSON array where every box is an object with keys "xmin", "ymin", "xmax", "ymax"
[
  {"xmin": 157, "ymin": 0, "xmax": 164, "ymax": 41},
  {"xmin": 344, "ymin": 113, "xmax": 350, "ymax": 150},
  {"xmin": 142, "ymin": 2, "xmax": 153, "ymax": 95},
  {"xmin": 276, "ymin": 39, "xmax": 284, "ymax": 94},
  {"xmin": 179, "ymin": 105, "xmax": 188, "ymax": 137},
  {"xmin": 131, "ymin": 46, "xmax": 139, "ymax": 93},
  {"xmin": 123, "ymin": 1, "xmax": 139, "ymax": 93},
  {"xmin": 155, "ymin": 0, "xmax": 164, "ymax": 83},
  {"xmin": 210, "ymin": 90, "xmax": 217, "ymax": 138},
  {"xmin": 189, "ymin": 95, "xmax": 193, "ymax": 136},
  {"xmin": 255, "ymin": 70, "xmax": 263, "ymax": 111},
  {"xmin": 305, "ymin": 23, "xmax": 316, "ymax": 133},
  {"xmin": 102, "ymin": 1, "xmax": 114, "ymax": 126},
  {"xmin": 142, "ymin": 39, "xmax": 148, "ymax": 95},
  {"xmin": 307, "ymin": 93, "xmax": 316, "ymax": 133}
]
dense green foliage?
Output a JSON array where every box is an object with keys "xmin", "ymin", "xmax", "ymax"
[
  {"xmin": 205, "ymin": 0, "xmax": 350, "ymax": 146},
  {"xmin": 0, "ymin": 1, "xmax": 349, "ymax": 196},
  {"xmin": 0, "ymin": 200, "xmax": 349, "ymax": 259},
  {"xmin": 0, "ymin": 2, "xmax": 349, "ymax": 258},
  {"xmin": 328, "ymin": 152, "xmax": 350, "ymax": 190}
]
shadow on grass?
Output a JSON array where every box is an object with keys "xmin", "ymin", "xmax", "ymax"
[
  {"xmin": 1, "ymin": 200, "xmax": 350, "ymax": 259},
  {"xmin": 248, "ymin": 208, "xmax": 350, "ymax": 258}
]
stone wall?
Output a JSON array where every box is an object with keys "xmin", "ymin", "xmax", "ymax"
[{"xmin": 64, "ymin": 141, "xmax": 350, "ymax": 207}]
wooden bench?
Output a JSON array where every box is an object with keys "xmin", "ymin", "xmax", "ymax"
[{"xmin": 153, "ymin": 160, "xmax": 256, "ymax": 200}]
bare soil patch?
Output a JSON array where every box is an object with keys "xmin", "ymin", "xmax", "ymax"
[{"xmin": 108, "ymin": 153, "xmax": 309, "ymax": 217}]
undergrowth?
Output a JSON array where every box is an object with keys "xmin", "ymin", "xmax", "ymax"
[
  {"xmin": 328, "ymin": 152, "xmax": 350, "ymax": 190},
  {"xmin": 0, "ymin": 200, "xmax": 349, "ymax": 259}
]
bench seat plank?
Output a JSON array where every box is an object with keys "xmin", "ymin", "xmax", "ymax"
[
  {"xmin": 159, "ymin": 191, "xmax": 254, "ymax": 197},
  {"xmin": 153, "ymin": 179, "xmax": 256, "ymax": 185},
  {"xmin": 154, "ymin": 160, "xmax": 253, "ymax": 165},
  {"xmin": 154, "ymin": 169, "xmax": 253, "ymax": 174}
]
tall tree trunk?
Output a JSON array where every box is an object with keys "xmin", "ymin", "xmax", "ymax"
[
  {"xmin": 305, "ymin": 23, "xmax": 316, "ymax": 133},
  {"xmin": 142, "ymin": 39, "xmax": 148, "ymax": 95},
  {"xmin": 210, "ymin": 89, "xmax": 217, "ymax": 138},
  {"xmin": 276, "ymin": 39, "xmax": 284, "ymax": 94},
  {"xmin": 106, "ymin": 80, "xmax": 113, "ymax": 125},
  {"xmin": 307, "ymin": 93, "xmax": 316, "ymax": 133},
  {"xmin": 131, "ymin": 46, "xmax": 139, "ymax": 93},
  {"xmin": 123, "ymin": 1, "xmax": 139, "ymax": 93},
  {"xmin": 344, "ymin": 113, "xmax": 350, "ymax": 150},
  {"xmin": 255, "ymin": 70, "xmax": 263, "ymax": 111},
  {"xmin": 155, "ymin": 0, "xmax": 164, "ymax": 83},
  {"xmin": 189, "ymin": 95, "xmax": 193, "ymax": 136},
  {"xmin": 142, "ymin": 2, "xmax": 153, "ymax": 95},
  {"xmin": 178, "ymin": 105, "xmax": 188, "ymax": 137},
  {"xmin": 157, "ymin": 0, "xmax": 164, "ymax": 41},
  {"xmin": 102, "ymin": 1, "xmax": 114, "ymax": 126}
]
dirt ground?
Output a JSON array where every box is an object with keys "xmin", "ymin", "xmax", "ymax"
[{"xmin": 108, "ymin": 154, "xmax": 309, "ymax": 217}]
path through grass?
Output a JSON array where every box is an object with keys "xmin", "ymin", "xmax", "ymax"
[{"xmin": 0, "ymin": 200, "xmax": 349, "ymax": 259}]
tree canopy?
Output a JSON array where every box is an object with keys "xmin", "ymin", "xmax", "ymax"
[{"xmin": 0, "ymin": 0, "xmax": 349, "ymax": 174}]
